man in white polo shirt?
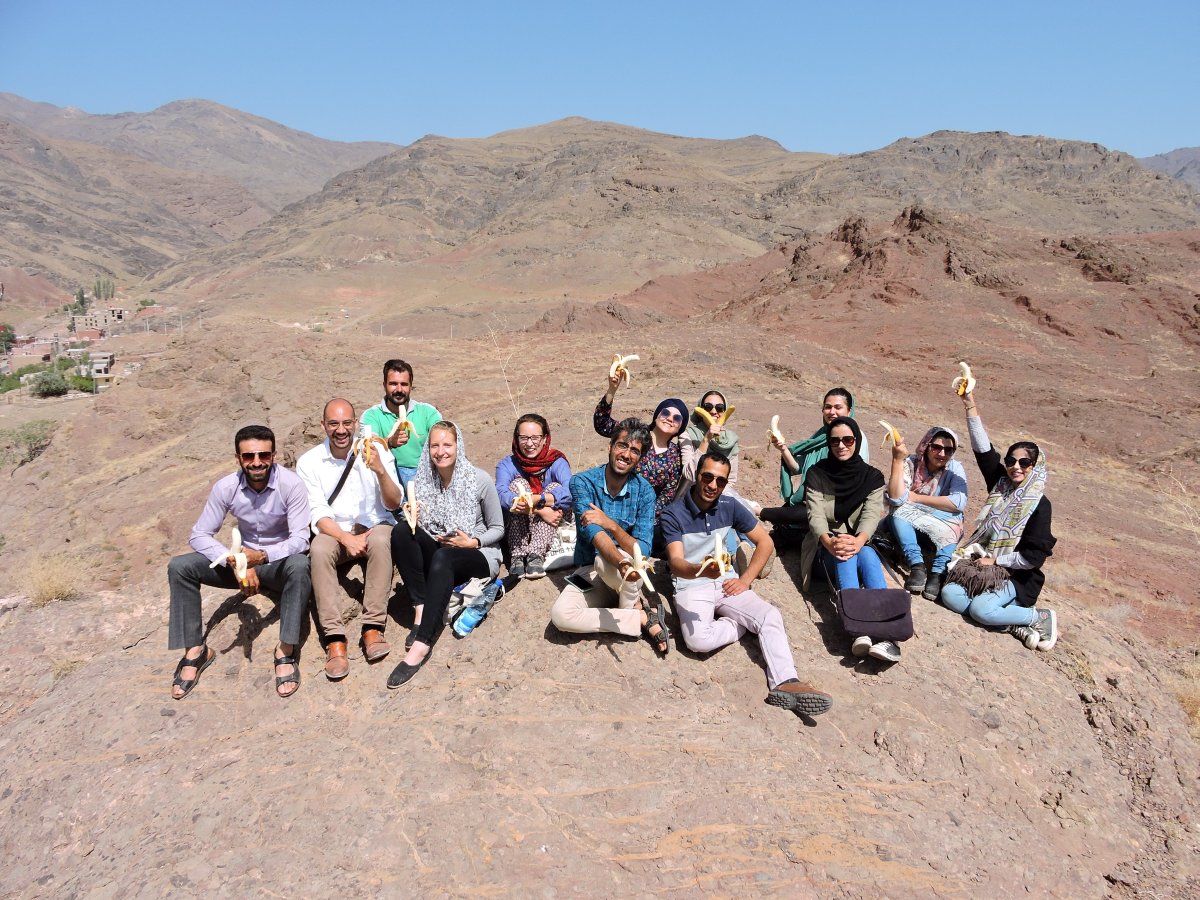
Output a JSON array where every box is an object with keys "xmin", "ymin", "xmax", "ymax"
[{"xmin": 297, "ymin": 398, "xmax": 403, "ymax": 680}]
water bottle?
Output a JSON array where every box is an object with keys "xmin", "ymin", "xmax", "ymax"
[{"xmin": 453, "ymin": 578, "xmax": 504, "ymax": 637}]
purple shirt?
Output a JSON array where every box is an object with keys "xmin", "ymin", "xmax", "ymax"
[{"xmin": 189, "ymin": 465, "xmax": 312, "ymax": 565}]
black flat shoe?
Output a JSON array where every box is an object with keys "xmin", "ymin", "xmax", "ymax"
[{"xmin": 386, "ymin": 648, "xmax": 432, "ymax": 689}]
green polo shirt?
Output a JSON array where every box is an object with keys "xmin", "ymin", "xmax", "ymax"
[{"xmin": 361, "ymin": 399, "xmax": 442, "ymax": 469}]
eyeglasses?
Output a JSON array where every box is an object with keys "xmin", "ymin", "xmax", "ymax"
[
  {"xmin": 928, "ymin": 444, "xmax": 956, "ymax": 456},
  {"xmin": 700, "ymin": 402, "xmax": 726, "ymax": 414},
  {"xmin": 698, "ymin": 472, "xmax": 728, "ymax": 487},
  {"xmin": 1003, "ymin": 455, "xmax": 1034, "ymax": 470},
  {"xmin": 828, "ymin": 435, "xmax": 857, "ymax": 448},
  {"xmin": 240, "ymin": 451, "xmax": 275, "ymax": 462},
  {"xmin": 658, "ymin": 411, "xmax": 683, "ymax": 423},
  {"xmin": 517, "ymin": 435, "xmax": 545, "ymax": 444},
  {"xmin": 613, "ymin": 440, "xmax": 644, "ymax": 458}
]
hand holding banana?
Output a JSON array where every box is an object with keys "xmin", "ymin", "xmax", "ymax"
[
  {"xmin": 694, "ymin": 403, "xmax": 735, "ymax": 431},
  {"xmin": 210, "ymin": 525, "xmax": 249, "ymax": 585},
  {"xmin": 608, "ymin": 353, "xmax": 639, "ymax": 388},
  {"xmin": 952, "ymin": 361, "xmax": 976, "ymax": 397}
]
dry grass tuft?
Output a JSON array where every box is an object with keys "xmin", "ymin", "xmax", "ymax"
[
  {"xmin": 26, "ymin": 554, "xmax": 83, "ymax": 607},
  {"xmin": 51, "ymin": 658, "xmax": 83, "ymax": 683},
  {"xmin": 1176, "ymin": 655, "xmax": 1200, "ymax": 741}
]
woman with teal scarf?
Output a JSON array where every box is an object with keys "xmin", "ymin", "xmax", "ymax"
[{"xmin": 759, "ymin": 388, "xmax": 869, "ymax": 539}]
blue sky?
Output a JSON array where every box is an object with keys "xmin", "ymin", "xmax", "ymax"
[{"xmin": 2, "ymin": 1, "xmax": 1196, "ymax": 157}]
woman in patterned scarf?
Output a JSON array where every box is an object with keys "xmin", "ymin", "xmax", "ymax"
[
  {"xmin": 388, "ymin": 421, "xmax": 505, "ymax": 687},
  {"xmin": 939, "ymin": 384, "xmax": 1059, "ymax": 651},
  {"xmin": 885, "ymin": 425, "xmax": 969, "ymax": 601}
]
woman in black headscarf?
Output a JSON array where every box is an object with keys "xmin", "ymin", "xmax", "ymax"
[{"xmin": 799, "ymin": 417, "xmax": 900, "ymax": 662}]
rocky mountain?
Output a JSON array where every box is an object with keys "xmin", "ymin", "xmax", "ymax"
[
  {"xmin": 0, "ymin": 93, "xmax": 397, "ymax": 210},
  {"xmin": 1141, "ymin": 146, "xmax": 1200, "ymax": 193},
  {"xmin": 0, "ymin": 117, "xmax": 272, "ymax": 292},
  {"xmin": 142, "ymin": 124, "xmax": 1200, "ymax": 334}
]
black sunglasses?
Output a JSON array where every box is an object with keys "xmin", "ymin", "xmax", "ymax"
[
  {"xmin": 700, "ymin": 402, "xmax": 726, "ymax": 414},
  {"xmin": 1003, "ymin": 455, "xmax": 1034, "ymax": 470},
  {"xmin": 698, "ymin": 471, "xmax": 728, "ymax": 487},
  {"xmin": 928, "ymin": 443, "xmax": 956, "ymax": 455},
  {"xmin": 829, "ymin": 435, "xmax": 857, "ymax": 448},
  {"xmin": 240, "ymin": 451, "xmax": 275, "ymax": 462}
]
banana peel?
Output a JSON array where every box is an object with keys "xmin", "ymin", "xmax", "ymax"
[
  {"xmin": 609, "ymin": 353, "xmax": 639, "ymax": 386},
  {"xmin": 952, "ymin": 361, "xmax": 976, "ymax": 397},
  {"xmin": 878, "ymin": 419, "xmax": 902, "ymax": 450},
  {"xmin": 767, "ymin": 414, "xmax": 785, "ymax": 445},
  {"xmin": 210, "ymin": 525, "xmax": 248, "ymax": 585},
  {"xmin": 694, "ymin": 404, "xmax": 735, "ymax": 428},
  {"xmin": 628, "ymin": 544, "xmax": 656, "ymax": 593},
  {"xmin": 402, "ymin": 482, "xmax": 418, "ymax": 531}
]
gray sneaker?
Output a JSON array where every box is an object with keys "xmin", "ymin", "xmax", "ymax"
[
  {"xmin": 1031, "ymin": 608, "xmax": 1057, "ymax": 651},
  {"xmin": 1008, "ymin": 624, "xmax": 1038, "ymax": 650},
  {"xmin": 508, "ymin": 556, "xmax": 526, "ymax": 579},
  {"xmin": 851, "ymin": 635, "xmax": 873, "ymax": 657},
  {"xmin": 868, "ymin": 641, "xmax": 902, "ymax": 663},
  {"xmin": 525, "ymin": 555, "xmax": 546, "ymax": 579}
]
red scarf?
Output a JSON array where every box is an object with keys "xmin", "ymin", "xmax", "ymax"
[{"xmin": 511, "ymin": 437, "xmax": 566, "ymax": 494}]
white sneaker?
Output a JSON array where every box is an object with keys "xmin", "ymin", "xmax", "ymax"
[
  {"xmin": 1031, "ymin": 608, "xmax": 1057, "ymax": 651},
  {"xmin": 868, "ymin": 641, "xmax": 902, "ymax": 663},
  {"xmin": 851, "ymin": 635, "xmax": 873, "ymax": 657},
  {"xmin": 1008, "ymin": 624, "xmax": 1039, "ymax": 650}
]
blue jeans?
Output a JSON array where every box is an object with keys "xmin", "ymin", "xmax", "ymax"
[
  {"xmin": 396, "ymin": 465, "xmax": 418, "ymax": 488},
  {"xmin": 819, "ymin": 545, "xmax": 887, "ymax": 590},
  {"xmin": 940, "ymin": 580, "xmax": 1036, "ymax": 627},
  {"xmin": 889, "ymin": 516, "xmax": 955, "ymax": 573}
]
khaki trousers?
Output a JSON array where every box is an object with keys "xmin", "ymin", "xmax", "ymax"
[
  {"xmin": 549, "ymin": 552, "xmax": 643, "ymax": 637},
  {"xmin": 310, "ymin": 525, "xmax": 394, "ymax": 639}
]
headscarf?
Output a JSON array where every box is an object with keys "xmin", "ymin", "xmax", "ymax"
[
  {"xmin": 965, "ymin": 443, "xmax": 1048, "ymax": 555},
  {"xmin": 905, "ymin": 426, "xmax": 959, "ymax": 497},
  {"xmin": 808, "ymin": 416, "xmax": 885, "ymax": 529},
  {"xmin": 685, "ymin": 389, "xmax": 739, "ymax": 456},
  {"xmin": 413, "ymin": 423, "xmax": 480, "ymax": 536},
  {"xmin": 651, "ymin": 398, "xmax": 688, "ymax": 442},
  {"xmin": 510, "ymin": 428, "xmax": 566, "ymax": 494}
]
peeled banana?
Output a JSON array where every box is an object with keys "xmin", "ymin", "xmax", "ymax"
[
  {"xmin": 952, "ymin": 361, "xmax": 976, "ymax": 397},
  {"xmin": 510, "ymin": 488, "xmax": 536, "ymax": 515},
  {"xmin": 210, "ymin": 525, "xmax": 249, "ymax": 585},
  {"xmin": 878, "ymin": 419, "xmax": 902, "ymax": 450},
  {"xmin": 767, "ymin": 414, "xmax": 785, "ymax": 445},
  {"xmin": 629, "ymin": 544, "xmax": 656, "ymax": 593},
  {"xmin": 609, "ymin": 353, "xmax": 640, "ymax": 386},
  {"xmin": 387, "ymin": 404, "xmax": 413, "ymax": 439},
  {"xmin": 694, "ymin": 404, "xmax": 736, "ymax": 429},
  {"xmin": 698, "ymin": 532, "xmax": 733, "ymax": 579},
  {"xmin": 402, "ymin": 482, "xmax": 419, "ymax": 531}
]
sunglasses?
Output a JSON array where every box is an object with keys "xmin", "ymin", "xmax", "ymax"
[
  {"xmin": 240, "ymin": 451, "xmax": 275, "ymax": 462},
  {"xmin": 928, "ymin": 444, "xmax": 956, "ymax": 455},
  {"xmin": 698, "ymin": 471, "xmax": 728, "ymax": 487},
  {"xmin": 1003, "ymin": 455, "xmax": 1034, "ymax": 470},
  {"xmin": 700, "ymin": 402, "xmax": 726, "ymax": 414},
  {"xmin": 828, "ymin": 435, "xmax": 857, "ymax": 448},
  {"xmin": 658, "ymin": 411, "xmax": 683, "ymax": 423}
]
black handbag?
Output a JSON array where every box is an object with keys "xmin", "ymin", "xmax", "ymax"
[{"xmin": 837, "ymin": 588, "xmax": 914, "ymax": 642}]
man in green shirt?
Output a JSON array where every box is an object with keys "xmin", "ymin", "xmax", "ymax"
[{"xmin": 360, "ymin": 359, "xmax": 442, "ymax": 487}]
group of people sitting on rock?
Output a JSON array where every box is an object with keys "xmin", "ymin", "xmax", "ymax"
[{"xmin": 167, "ymin": 357, "xmax": 1058, "ymax": 718}]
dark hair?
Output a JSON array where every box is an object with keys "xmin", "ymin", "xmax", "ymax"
[
  {"xmin": 513, "ymin": 413, "xmax": 549, "ymax": 442},
  {"xmin": 235, "ymin": 424, "xmax": 275, "ymax": 453},
  {"xmin": 382, "ymin": 359, "xmax": 414, "ymax": 383},
  {"xmin": 1005, "ymin": 440, "xmax": 1040, "ymax": 465},
  {"xmin": 697, "ymin": 449, "xmax": 732, "ymax": 474},
  {"xmin": 612, "ymin": 417, "xmax": 650, "ymax": 451},
  {"xmin": 823, "ymin": 387, "xmax": 854, "ymax": 410},
  {"xmin": 322, "ymin": 397, "xmax": 355, "ymax": 420}
]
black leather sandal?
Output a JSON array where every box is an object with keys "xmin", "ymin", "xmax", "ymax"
[
  {"xmin": 273, "ymin": 650, "xmax": 300, "ymax": 698},
  {"xmin": 171, "ymin": 645, "xmax": 214, "ymax": 700}
]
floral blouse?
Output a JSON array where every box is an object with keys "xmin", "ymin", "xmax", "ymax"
[{"xmin": 593, "ymin": 395, "xmax": 683, "ymax": 518}]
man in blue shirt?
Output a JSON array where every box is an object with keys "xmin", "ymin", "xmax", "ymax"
[
  {"xmin": 661, "ymin": 450, "xmax": 832, "ymax": 716},
  {"xmin": 549, "ymin": 419, "xmax": 668, "ymax": 653}
]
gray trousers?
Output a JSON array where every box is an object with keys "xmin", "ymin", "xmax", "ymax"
[{"xmin": 167, "ymin": 551, "xmax": 311, "ymax": 650}]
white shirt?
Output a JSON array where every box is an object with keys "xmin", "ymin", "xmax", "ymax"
[{"xmin": 296, "ymin": 439, "xmax": 400, "ymax": 533}]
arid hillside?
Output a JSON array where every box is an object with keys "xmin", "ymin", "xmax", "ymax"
[{"xmin": 0, "ymin": 93, "xmax": 397, "ymax": 210}]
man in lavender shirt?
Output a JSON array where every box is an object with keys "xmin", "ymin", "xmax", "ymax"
[{"xmin": 167, "ymin": 424, "xmax": 313, "ymax": 699}]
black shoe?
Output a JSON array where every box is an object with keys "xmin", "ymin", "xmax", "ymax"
[
  {"xmin": 903, "ymin": 564, "xmax": 927, "ymax": 593},
  {"xmin": 387, "ymin": 648, "xmax": 432, "ymax": 689},
  {"xmin": 922, "ymin": 570, "xmax": 944, "ymax": 601}
]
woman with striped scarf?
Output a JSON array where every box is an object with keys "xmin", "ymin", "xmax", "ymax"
[{"xmin": 939, "ymin": 385, "xmax": 1059, "ymax": 651}]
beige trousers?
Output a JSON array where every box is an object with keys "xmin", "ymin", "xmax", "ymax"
[
  {"xmin": 549, "ymin": 551, "xmax": 643, "ymax": 636},
  {"xmin": 310, "ymin": 525, "xmax": 394, "ymax": 639}
]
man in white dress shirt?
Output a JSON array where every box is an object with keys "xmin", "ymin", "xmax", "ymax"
[{"xmin": 297, "ymin": 398, "xmax": 403, "ymax": 680}]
